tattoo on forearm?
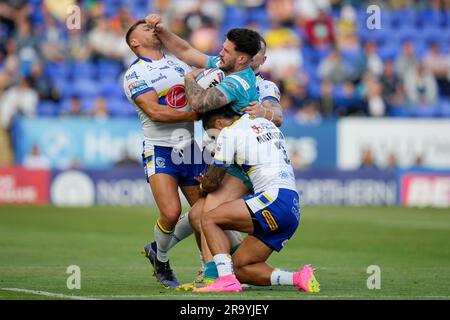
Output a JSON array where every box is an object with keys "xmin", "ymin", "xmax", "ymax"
[{"xmin": 185, "ymin": 76, "xmax": 228, "ymax": 113}]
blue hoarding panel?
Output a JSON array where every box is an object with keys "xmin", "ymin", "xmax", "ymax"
[
  {"xmin": 14, "ymin": 117, "xmax": 143, "ymax": 169},
  {"xmin": 281, "ymin": 118, "xmax": 337, "ymax": 168}
]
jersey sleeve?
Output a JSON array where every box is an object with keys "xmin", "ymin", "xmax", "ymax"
[
  {"xmin": 213, "ymin": 75, "xmax": 250, "ymax": 107},
  {"xmin": 123, "ymin": 65, "xmax": 155, "ymax": 102},
  {"xmin": 259, "ymin": 80, "xmax": 281, "ymax": 103},
  {"xmin": 206, "ymin": 55, "xmax": 221, "ymax": 69},
  {"xmin": 213, "ymin": 128, "xmax": 236, "ymax": 167}
]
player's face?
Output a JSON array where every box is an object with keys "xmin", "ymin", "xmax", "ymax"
[
  {"xmin": 218, "ymin": 40, "xmax": 240, "ymax": 73},
  {"xmin": 133, "ymin": 23, "xmax": 162, "ymax": 50}
]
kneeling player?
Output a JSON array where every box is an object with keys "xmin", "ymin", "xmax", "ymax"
[{"xmin": 193, "ymin": 107, "xmax": 320, "ymax": 293}]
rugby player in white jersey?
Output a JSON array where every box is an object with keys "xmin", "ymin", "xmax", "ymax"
[
  {"xmin": 193, "ymin": 107, "xmax": 320, "ymax": 293},
  {"xmin": 123, "ymin": 20, "xmax": 206, "ymax": 288}
]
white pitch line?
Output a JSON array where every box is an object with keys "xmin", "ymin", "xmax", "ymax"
[
  {"xmin": 1, "ymin": 288, "xmax": 99, "ymax": 300},
  {"xmin": 89, "ymin": 294, "xmax": 450, "ymax": 299}
]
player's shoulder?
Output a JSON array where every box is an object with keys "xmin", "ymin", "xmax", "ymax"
[{"xmin": 124, "ymin": 58, "xmax": 149, "ymax": 79}]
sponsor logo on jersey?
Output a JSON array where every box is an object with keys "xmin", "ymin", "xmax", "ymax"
[
  {"xmin": 174, "ymin": 66, "xmax": 185, "ymax": 76},
  {"xmin": 128, "ymin": 80, "xmax": 149, "ymax": 95},
  {"xmin": 150, "ymin": 73, "xmax": 168, "ymax": 84},
  {"xmin": 159, "ymin": 66, "xmax": 170, "ymax": 70},
  {"xmin": 126, "ymin": 71, "xmax": 140, "ymax": 81},
  {"xmin": 167, "ymin": 60, "xmax": 177, "ymax": 66},
  {"xmin": 146, "ymin": 65, "xmax": 156, "ymax": 72},
  {"xmin": 165, "ymin": 84, "xmax": 187, "ymax": 109},
  {"xmin": 251, "ymin": 124, "xmax": 264, "ymax": 134},
  {"xmin": 256, "ymin": 131, "xmax": 284, "ymax": 144}
]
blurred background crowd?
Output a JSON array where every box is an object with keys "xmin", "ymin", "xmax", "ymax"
[{"xmin": 1, "ymin": 0, "xmax": 450, "ymax": 167}]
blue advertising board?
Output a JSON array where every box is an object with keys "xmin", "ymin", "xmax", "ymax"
[
  {"xmin": 295, "ymin": 169, "xmax": 397, "ymax": 206},
  {"xmin": 13, "ymin": 117, "xmax": 143, "ymax": 169},
  {"xmin": 281, "ymin": 118, "xmax": 337, "ymax": 168}
]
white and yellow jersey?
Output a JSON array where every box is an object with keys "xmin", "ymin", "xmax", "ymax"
[
  {"xmin": 256, "ymin": 72, "xmax": 281, "ymax": 105},
  {"xmin": 123, "ymin": 55, "xmax": 194, "ymax": 147},
  {"xmin": 213, "ymin": 114, "xmax": 296, "ymax": 194}
]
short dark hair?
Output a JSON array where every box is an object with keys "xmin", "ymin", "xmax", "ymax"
[
  {"xmin": 201, "ymin": 106, "xmax": 240, "ymax": 129},
  {"xmin": 125, "ymin": 19, "xmax": 146, "ymax": 49},
  {"xmin": 226, "ymin": 28, "xmax": 261, "ymax": 57},
  {"xmin": 259, "ymin": 35, "xmax": 267, "ymax": 54}
]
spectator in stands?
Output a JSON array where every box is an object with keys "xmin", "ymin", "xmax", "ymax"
[
  {"xmin": 386, "ymin": 152, "xmax": 398, "ymax": 170},
  {"xmin": 267, "ymin": 0, "xmax": 296, "ymax": 25},
  {"xmin": 318, "ymin": 48, "xmax": 351, "ymax": 84},
  {"xmin": 30, "ymin": 62, "xmax": 60, "ymax": 102},
  {"xmin": 318, "ymin": 79, "xmax": 334, "ymax": 117},
  {"xmin": 404, "ymin": 62, "xmax": 438, "ymax": 106},
  {"xmin": 90, "ymin": 96, "xmax": 109, "ymax": 119},
  {"xmin": 23, "ymin": 144, "xmax": 50, "ymax": 169},
  {"xmin": 360, "ymin": 147, "xmax": 377, "ymax": 169},
  {"xmin": 381, "ymin": 59, "xmax": 406, "ymax": 109},
  {"xmin": 395, "ymin": 40, "xmax": 418, "ymax": 80},
  {"xmin": 363, "ymin": 73, "xmax": 386, "ymax": 117},
  {"xmin": 295, "ymin": 99, "xmax": 322, "ymax": 124},
  {"xmin": 303, "ymin": 9, "xmax": 335, "ymax": 49},
  {"xmin": 61, "ymin": 95, "xmax": 85, "ymax": 117},
  {"xmin": 0, "ymin": 77, "xmax": 38, "ymax": 129},
  {"xmin": 263, "ymin": 22, "xmax": 303, "ymax": 79},
  {"xmin": 356, "ymin": 40, "xmax": 384, "ymax": 79},
  {"xmin": 423, "ymin": 42, "xmax": 450, "ymax": 97},
  {"xmin": 335, "ymin": 4, "xmax": 360, "ymax": 53}
]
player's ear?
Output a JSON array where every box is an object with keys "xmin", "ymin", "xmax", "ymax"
[{"xmin": 130, "ymin": 38, "xmax": 140, "ymax": 50}]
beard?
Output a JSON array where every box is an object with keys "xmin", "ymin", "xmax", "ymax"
[{"xmin": 218, "ymin": 58, "xmax": 234, "ymax": 74}]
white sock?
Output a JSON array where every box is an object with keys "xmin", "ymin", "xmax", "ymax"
[
  {"xmin": 167, "ymin": 211, "xmax": 194, "ymax": 250},
  {"xmin": 270, "ymin": 269, "xmax": 294, "ymax": 286},
  {"xmin": 154, "ymin": 221, "xmax": 173, "ymax": 263},
  {"xmin": 213, "ymin": 253, "xmax": 233, "ymax": 277}
]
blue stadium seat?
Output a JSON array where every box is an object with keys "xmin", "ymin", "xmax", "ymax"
[
  {"xmin": 411, "ymin": 105, "xmax": 439, "ymax": 117},
  {"xmin": 72, "ymin": 79, "xmax": 99, "ymax": 97},
  {"xmin": 37, "ymin": 101, "xmax": 59, "ymax": 117},
  {"xmin": 438, "ymin": 99, "xmax": 450, "ymax": 117},
  {"xmin": 387, "ymin": 105, "xmax": 410, "ymax": 117}
]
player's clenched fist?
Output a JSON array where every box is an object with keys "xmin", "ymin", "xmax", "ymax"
[{"xmin": 145, "ymin": 14, "xmax": 163, "ymax": 31}]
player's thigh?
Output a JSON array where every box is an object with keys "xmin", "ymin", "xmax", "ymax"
[
  {"xmin": 203, "ymin": 174, "xmax": 250, "ymax": 212},
  {"xmin": 180, "ymin": 185, "xmax": 202, "ymax": 207},
  {"xmin": 149, "ymin": 173, "xmax": 182, "ymax": 220},
  {"xmin": 232, "ymin": 235, "xmax": 273, "ymax": 268},
  {"xmin": 202, "ymin": 199, "xmax": 254, "ymax": 234}
]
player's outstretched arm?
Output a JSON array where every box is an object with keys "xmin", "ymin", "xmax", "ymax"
[
  {"xmin": 146, "ymin": 14, "xmax": 208, "ymax": 68},
  {"xmin": 184, "ymin": 71, "xmax": 230, "ymax": 113},
  {"xmin": 135, "ymin": 90, "xmax": 198, "ymax": 122}
]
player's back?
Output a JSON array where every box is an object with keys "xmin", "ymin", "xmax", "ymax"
[
  {"xmin": 218, "ymin": 114, "xmax": 296, "ymax": 194},
  {"xmin": 123, "ymin": 55, "xmax": 194, "ymax": 147}
]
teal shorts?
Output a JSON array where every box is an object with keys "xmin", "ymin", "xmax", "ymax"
[{"xmin": 226, "ymin": 164, "xmax": 254, "ymax": 193}]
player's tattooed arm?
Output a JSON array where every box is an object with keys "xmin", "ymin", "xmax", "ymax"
[
  {"xmin": 184, "ymin": 73, "xmax": 229, "ymax": 113},
  {"xmin": 200, "ymin": 166, "xmax": 227, "ymax": 194}
]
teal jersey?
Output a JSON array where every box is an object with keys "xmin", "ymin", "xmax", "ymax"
[{"xmin": 206, "ymin": 56, "xmax": 259, "ymax": 114}]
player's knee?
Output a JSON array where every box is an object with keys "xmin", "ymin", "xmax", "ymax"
[
  {"xmin": 188, "ymin": 207, "xmax": 202, "ymax": 232},
  {"xmin": 160, "ymin": 208, "xmax": 181, "ymax": 226}
]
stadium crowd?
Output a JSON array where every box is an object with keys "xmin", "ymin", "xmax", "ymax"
[{"xmin": 1, "ymin": 0, "xmax": 450, "ymax": 128}]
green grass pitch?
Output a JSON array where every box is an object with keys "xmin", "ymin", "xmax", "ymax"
[{"xmin": 0, "ymin": 205, "xmax": 449, "ymax": 300}]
